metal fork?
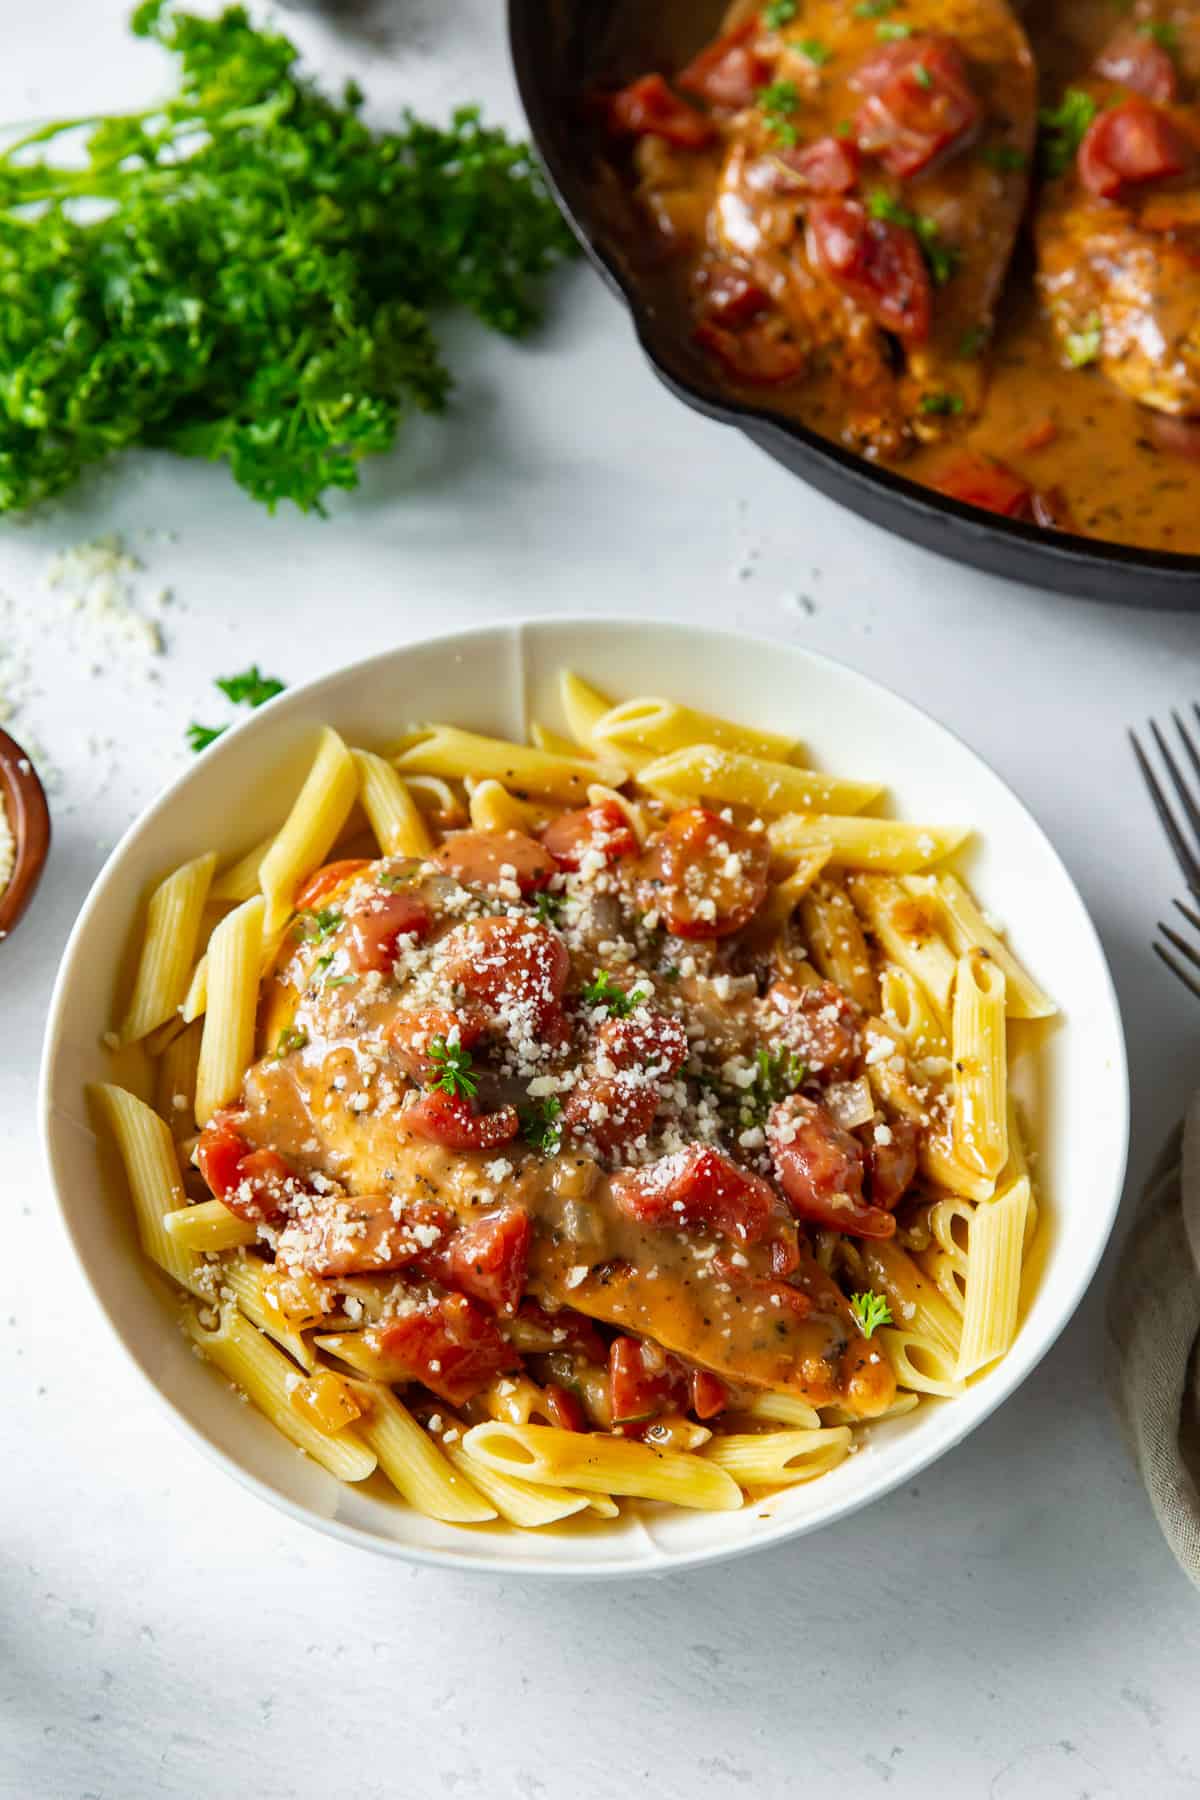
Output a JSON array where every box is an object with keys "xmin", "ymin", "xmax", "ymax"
[{"xmin": 1131, "ymin": 707, "xmax": 1200, "ymax": 1000}]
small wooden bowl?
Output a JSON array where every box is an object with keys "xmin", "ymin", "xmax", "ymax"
[{"xmin": 0, "ymin": 727, "xmax": 50, "ymax": 940}]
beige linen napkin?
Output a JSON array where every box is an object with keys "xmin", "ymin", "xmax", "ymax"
[{"xmin": 1107, "ymin": 1095, "xmax": 1200, "ymax": 1586}]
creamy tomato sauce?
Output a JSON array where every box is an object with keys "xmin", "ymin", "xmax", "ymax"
[
  {"xmin": 592, "ymin": 0, "xmax": 1200, "ymax": 554},
  {"xmin": 193, "ymin": 798, "xmax": 954, "ymax": 1438}
]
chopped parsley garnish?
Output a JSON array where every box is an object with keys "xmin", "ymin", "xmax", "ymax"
[
  {"xmin": 325, "ymin": 974, "xmax": 356, "ymax": 989},
  {"xmin": 378, "ymin": 863, "xmax": 421, "ymax": 891},
  {"xmin": 854, "ymin": 0, "xmax": 898, "ymax": 15},
  {"xmin": 798, "ymin": 38, "xmax": 831, "ymax": 65},
  {"xmin": 1064, "ymin": 315, "xmax": 1103, "ymax": 368},
  {"xmin": 850, "ymin": 1291, "xmax": 893, "ymax": 1338},
  {"xmin": 959, "ymin": 324, "xmax": 989, "ymax": 359},
  {"xmin": 534, "ymin": 889, "xmax": 565, "ymax": 925},
  {"xmin": 520, "ymin": 1095, "xmax": 563, "ymax": 1154},
  {"xmin": 835, "ymin": 117, "xmax": 855, "ymax": 138},
  {"xmin": 867, "ymin": 190, "xmax": 960, "ymax": 285},
  {"xmin": 662, "ymin": 964, "xmax": 681, "ymax": 984},
  {"xmin": 912, "ymin": 62, "xmax": 933, "ymax": 90},
  {"xmin": 876, "ymin": 21, "xmax": 914, "ymax": 39},
  {"xmin": 581, "ymin": 971, "xmax": 649, "ymax": 1017},
  {"xmin": 186, "ymin": 722, "xmax": 225, "ymax": 753},
  {"xmin": 427, "ymin": 1036, "xmax": 479, "ymax": 1100},
  {"xmin": 215, "ymin": 665, "xmax": 286, "ymax": 708},
  {"xmin": 758, "ymin": 79, "xmax": 801, "ymax": 147},
  {"xmin": 276, "ymin": 1026, "xmax": 309, "ymax": 1058},
  {"xmin": 1139, "ymin": 20, "xmax": 1179, "ymax": 49},
  {"xmin": 979, "ymin": 144, "xmax": 1028, "ymax": 171},
  {"xmin": 294, "ymin": 906, "xmax": 343, "ymax": 942},
  {"xmin": 739, "ymin": 1045, "xmax": 806, "ymax": 1128},
  {"xmin": 763, "ymin": 0, "xmax": 798, "ymax": 25},
  {"xmin": 1038, "ymin": 88, "xmax": 1099, "ymax": 178},
  {"xmin": 919, "ymin": 390, "xmax": 964, "ymax": 416}
]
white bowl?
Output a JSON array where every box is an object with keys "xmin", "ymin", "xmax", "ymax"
[{"xmin": 40, "ymin": 619, "xmax": 1129, "ymax": 1576}]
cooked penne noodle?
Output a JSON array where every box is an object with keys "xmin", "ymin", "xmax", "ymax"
[
  {"xmin": 906, "ymin": 874, "xmax": 1056, "ymax": 1020},
  {"xmin": 752, "ymin": 846, "xmax": 834, "ymax": 939},
  {"xmin": 918, "ymin": 1194, "xmax": 974, "ymax": 1315},
  {"xmin": 352, "ymin": 748, "xmax": 434, "ymax": 858},
  {"xmin": 185, "ymin": 1306, "xmax": 376, "ymax": 1481},
  {"xmin": 704, "ymin": 1427, "xmax": 852, "ymax": 1486},
  {"xmin": 856, "ymin": 1238, "xmax": 962, "ymax": 1357},
  {"xmin": 557, "ymin": 669, "xmax": 615, "ymax": 753},
  {"xmin": 586, "ymin": 782, "xmax": 648, "ymax": 844},
  {"xmin": 952, "ymin": 950, "xmax": 1009, "ymax": 1179},
  {"xmin": 1001, "ymin": 1093, "xmax": 1040, "ymax": 1249},
  {"xmin": 920, "ymin": 1130, "xmax": 998, "ymax": 1203},
  {"xmin": 466, "ymin": 778, "xmax": 547, "ymax": 836},
  {"xmin": 210, "ymin": 834, "xmax": 274, "ymax": 905},
  {"xmin": 396, "ymin": 725, "xmax": 625, "ymax": 804},
  {"xmin": 740, "ymin": 1392, "xmax": 823, "ymax": 1430},
  {"xmin": 181, "ymin": 951, "xmax": 209, "ymax": 1025},
  {"xmin": 769, "ymin": 813, "xmax": 969, "ymax": 872},
  {"xmin": 119, "ymin": 852, "xmax": 218, "ymax": 1043},
  {"xmin": 348, "ymin": 1382, "xmax": 497, "ymax": 1523},
  {"xmin": 878, "ymin": 963, "xmax": 949, "ymax": 1057},
  {"xmin": 879, "ymin": 1329, "xmax": 966, "ymax": 1399},
  {"xmin": 637, "ymin": 744, "xmax": 881, "ymax": 817},
  {"xmin": 823, "ymin": 1390, "xmax": 921, "ymax": 1427},
  {"xmin": 462, "ymin": 1422, "xmax": 743, "ymax": 1511},
  {"xmin": 592, "ymin": 695, "xmax": 799, "ymax": 764},
  {"xmin": 194, "ymin": 895, "xmax": 265, "ymax": 1127},
  {"xmin": 400, "ymin": 773, "xmax": 462, "ymax": 820},
  {"xmin": 90, "ymin": 1083, "xmax": 205, "ymax": 1295},
  {"xmin": 530, "ymin": 721, "xmax": 590, "ymax": 759},
  {"xmin": 259, "ymin": 727, "xmax": 359, "ymax": 934},
  {"xmin": 848, "ymin": 873, "xmax": 957, "ymax": 1021},
  {"xmin": 955, "ymin": 1178, "xmax": 1030, "ymax": 1378},
  {"xmin": 800, "ymin": 877, "xmax": 880, "ymax": 1013},
  {"xmin": 155, "ymin": 1017, "xmax": 203, "ymax": 1138},
  {"xmin": 164, "ymin": 1197, "xmax": 257, "ymax": 1252},
  {"xmin": 441, "ymin": 1434, "xmax": 602, "ymax": 1527},
  {"xmin": 223, "ymin": 1252, "xmax": 314, "ymax": 1370}
]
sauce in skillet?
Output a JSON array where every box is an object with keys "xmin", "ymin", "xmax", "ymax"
[{"xmin": 591, "ymin": 0, "xmax": 1200, "ymax": 554}]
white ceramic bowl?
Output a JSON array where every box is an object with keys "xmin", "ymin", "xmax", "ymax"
[{"xmin": 40, "ymin": 619, "xmax": 1129, "ymax": 1576}]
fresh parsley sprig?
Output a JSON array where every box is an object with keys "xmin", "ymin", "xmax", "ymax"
[
  {"xmin": 758, "ymin": 79, "xmax": 801, "ymax": 147},
  {"xmin": 188, "ymin": 663, "xmax": 288, "ymax": 751},
  {"xmin": 763, "ymin": 0, "xmax": 797, "ymax": 26},
  {"xmin": 581, "ymin": 971, "xmax": 649, "ymax": 1018},
  {"xmin": 1038, "ymin": 88, "xmax": 1098, "ymax": 178},
  {"xmin": 520, "ymin": 1095, "xmax": 563, "ymax": 1154},
  {"xmin": 427, "ymin": 1036, "xmax": 479, "ymax": 1100},
  {"xmin": 739, "ymin": 1045, "xmax": 806, "ymax": 1128},
  {"xmin": 850, "ymin": 1291, "xmax": 893, "ymax": 1338},
  {"xmin": 867, "ymin": 190, "xmax": 961, "ymax": 286},
  {"xmin": 534, "ymin": 889, "xmax": 565, "ymax": 926}
]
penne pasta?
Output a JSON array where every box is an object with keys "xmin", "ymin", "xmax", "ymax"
[
  {"xmin": 856, "ymin": 1238, "xmax": 962, "ymax": 1357},
  {"xmin": 347, "ymin": 1382, "xmax": 497, "ymax": 1523},
  {"xmin": 592, "ymin": 695, "xmax": 799, "ymax": 764},
  {"xmin": 396, "ymin": 725, "xmax": 626, "ymax": 804},
  {"xmin": 557, "ymin": 669, "xmax": 615, "ymax": 753},
  {"xmin": 750, "ymin": 845, "xmax": 833, "ymax": 940},
  {"xmin": 154, "ymin": 1017, "xmax": 203, "ymax": 1138},
  {"xmin": 879, "ymin": 1328, "xmax": 966, "ymax": 1399},
  {"xmin": 466, "ymin": 778, "xmax": 547, "ymax": 836},
  {"xmin": 906, "ymin": 873, "xmax": 1056, "ymax": 1020},
  {"xmin": 637, "ymin": 744, "xmax": 881, "ymax": 817},
  {"xmin": 194, "ymin": 895, "xmax": 265, "ymax": 1127},
  {"xmin": 441, "ymin": 1432, "xmax": 606, "ymax": 1526},
  {"xmin": 223, "ymin": 1252, "xmax": 314, "ymax": 1371},
  {"xmin": 119, "ymin": 852, "xmax": 218, "ymax": 1043},
  {"xmin": 769, "ymin": 813, "xmax": 969, "ymax": 873},
  {"xmin": 703, "ymin": 1427, "xmax": 852, "ymax": 1486},
  {"xmin": 164, "ymin": 1197, "xmax": 257, "ymax": 1253},
  {"xmin": 352, "ymin": 748, "xmax": 434, "ymax": 858},
  {"xmin": 259, "ymin": 727, "xmax": 359, "ymax": 934},
  {"xmin": 462, "ymin": 1422, "xmax": 743, "ymax": 1511},
  {"xmin": 90, "ymin": 1083, "xmax": 205, "ymax": 1295},
  {"xmin": 739, "ymin": 1392, "xmax": 823, "ymax": 1431},
  {"xmin": 210, "ymin": 835, "xmax": 274, "ymax": 905},
  {"xmin": 952, "ymin": 950, "xmax": 1009, "ymax": 1179},
  {"xmin": 185, "ymin": 1305, "xmax": 376, "ymax": 1481},
  {"xmin": 848, "ymin": 873, "xmax": 957, "ymax": 1021},
  {"xmin": 530, "ymin": 720, "xmax": 590, "ymax": 759},
  {"xmin": 955, "ymin": 1178, "xmax": 1030, "ymax": 1378},
  {"xmin": 800, "ymin": 877, "xmax": 880, "ymax": 1014}
]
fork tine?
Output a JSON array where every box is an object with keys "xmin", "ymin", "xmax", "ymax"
[
  {"xmin": 1159, "ymin": 921, "xmax": 1200, "ymax": 974},
  {"xmin": 1173, "ymin": 898, "xmax": 1200, "ymax": 935},
  {"xmin": 1174, "ymin": 709, "xmax": 1200, "ymax": 789},
  {"xmin": 1130, "ymin": 728, "xmax": 1200, "ymax": 893},
  {"xmin": 1155, "ymin": 940, "xmax": 1200, "ymax": 1003},
  {"xmin": 1150, "ymin": 719, "xmax": 1200, "ymax": 851}
]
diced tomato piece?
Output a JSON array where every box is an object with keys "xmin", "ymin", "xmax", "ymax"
[
  {"xmin": 636, "ymin": 806, "xmax": 770, "ymax": 938},
  {"xmin": 346, "ymin": 890, "xmax": 433, "ymax": 973},
  {"xmin": 562, "ymin": 1003, "xmax": 687, "ymax": 1151},
  {"xmin": 196, "ymin": 1121, "xmax": 295, "ymax": 1223},
  {"xmin": 1077, "ymin": 98, "xmax": 1192, "ymax": 198},
  {"xmin": 609, "ymin": 1337, "xmax": 687, "ymax": 1424},
  {"xmin": 440, "ymin": 916, "xmax": 570, "ymax": 1034},
  {"xmin": 433, "ymin": 829, "xmax": 555, "ymax": 896},
  {"xmin": 1094, "ymin": 27, "xmax": 1178, "ymax": 103},
  {"xmin": 561, "ymin": 1077, "xmax": 660, "ymax": 1156},
  {"xmin": 377, "ymin": 1293, "xmax": 519, "ymax": 1406},
  {"xmin": 851, "ymin": 35, "xmax": 981, "ymax": 177},
  {"xmin": 862, "ymin": 1112, "xmax": 919, "ymax": 1211},
  {"xmin": 612, "ymin": 1144, "xmax": 785, "ymax": 1245},
  {"xmin": 694, "ymin": 318, "xmax": 807, "ymax": 385},
  {"xmin": 609, "ymin": 74, "xmax": 717, "ymax": 148},
  {"xmin": 540, "ymin": 799, "xmax": 638, "ymax": 871},
  {"xmin": 543, "ymin": 1383, "xmax": 587, "ymax": 1432},
  {"xmin": 806, "ymin": 199, "xmax": 932, "ymax": 345},
  {"xmin": 405, "ymin": 1088, "xmax": 519, "ymax": 1151},
  {"xmin": 773, "ymin": 135, "xmax": 862, "ymax": 194},
  {"xmin": 388, "ymin": 1004, "xmax": 486, "ymax": 1081},
  {"xmin": 294, "ymin": 859, "xmax": 370, "ymax": 911},
  {"xmin": 278, "ymin": 1195, "xmax": 453, "ymax": 1279},
  {"xmin": 696, "ymin": 263, "xmax": 772, "ymax": 327},
  {"xmin": 768, "ymin": 1095, "xmax": 895, "ymax": 1237},
  {"xmin": 761, "ymin": 979, "xmax": 861, "ymax": 1079},
  {"xmin": 690, "ymin": 1369, "xmax": 729, "ymax": 1420},
  {"xmin": 599, "ymin": 1007, "xmax": 689, "ymax": 1076},
  {"xmin": 1017, "ymin": 417, "xmax": 1059, "ymax": 454},
  {"xmin": 440, "ymin": 1207, "xmax": 532, "ymax": 1317},
  {"xmin": 931, "ymin": 450, "xmax": 1033, "ymax": 518},
  {"xmin": 678, "ymin": 19, "xmax": 772, "ymax": 110},
  {"xmin": 1148, "ymin": 413, "xmax": 1200, "ymax": 461}
]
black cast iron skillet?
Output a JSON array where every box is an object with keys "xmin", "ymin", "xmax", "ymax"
[{"xmin": 509, "ymin": 0, "xmax": 1200, "ymax": 608}]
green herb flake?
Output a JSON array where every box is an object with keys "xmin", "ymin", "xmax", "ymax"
[
  {"xmin": 850, "ymin": 1291, "xmax": 893, "ymax": 1338},
  {"xmin": 662, "ymin": 964, "xmax": 681, "ymax": 984},
  {"xmin": 758, "ymin": 79, "xmax": 801, "ymax": 146},
  {"xmin": 276, "ymin": 1025, "xmax": 309, "ymax": 1058},
  {"xmin": 1139, "ymin": 20, "xmax": 1179, "ymax": 50},
  {"xmin": 798, "ymin": 38, "xmax": 832, "ymax": 65},
  {"xmin": 519, "ymin": 1094, "xmax": 563, "ymax": 1155},
  {"xmin": 958, "ymin": 324, "xmax": 989, "ymax": 359},
  {"xmin": 1038, "ymin": 88, "xmax": 1099, "ymax": 178},
  {"xmin": 739, "ymin": 1045, "xmax": 806, "ymax": 1129},
  {"xmin": 427, "ymin": 1036, "xmax": 479, "ymax": 1100},
  {"xmin": 581, "ymin": 970, "xmax": 649, "ymax": 1017},
  {"xmin": 1064, "ymin": 315, "xmax": 1103, "ymax": 368},
  {"xmin": 763, "ymin": 0, "xmax": 798, "ymax": 26},
  {"xmin": 919, "ymin": 390, "xmax": 964, "ymax": 416},
  {"xmin": 912, "ymin": 62, "xmax": 933, "ymax": 89},
  {"xmin": 215, "ymin": 664, "xmax": 286, "ymax": 708},
  {"xmin": 979, "ymin": 144, "xmax": 1028, "ymax": 171},
  {"xmin": 876, "ymin": 21, "xmax": 914, "ymax": 40},
  {"xmin": 186, "ymin": 722, "xmax": 225, "ymax": 753},
  {"xmin": 867, "ymin": 190, "xmax": 960, "ymax": 285},
  {"xmin": 854, "ymin": 0, "xmax": 898, "ymax": 14},
  {"xmin": 534, "ymin": 889, "xmax": 565, "ymax": 925},
  {"xmin": 378, "ymin": 863, "xmax": 421, "ymax": 891}
]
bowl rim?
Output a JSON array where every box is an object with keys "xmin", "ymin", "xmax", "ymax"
[
  {"xmin": 506, "ymin": 0, "xmax": 1200, "ymax": 594},
  {"xmin": 38, "ymin": 615, "xmax": 1131, "ymax": 1577}
]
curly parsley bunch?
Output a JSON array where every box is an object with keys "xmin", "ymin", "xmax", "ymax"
[{"xmin": 0, "ymin": 2, "xmax": 576, "ymax": 515}]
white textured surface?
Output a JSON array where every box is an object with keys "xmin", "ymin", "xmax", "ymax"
[{"xmin": 5, "ymin": 2, "xmax": 1200, "ymax": 1794}]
